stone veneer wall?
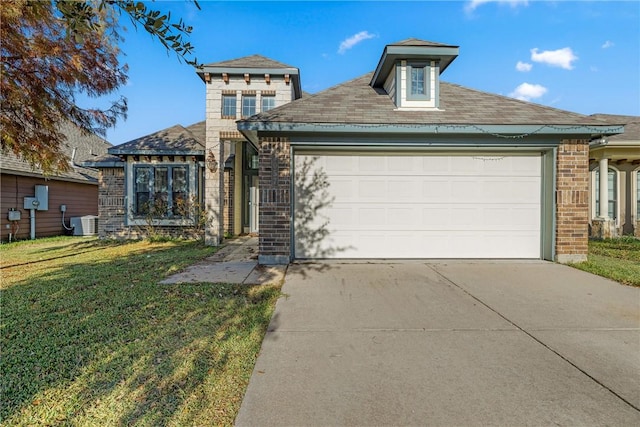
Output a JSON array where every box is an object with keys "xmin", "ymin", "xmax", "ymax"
[
  {"xmin": 555, "ymin": 139, "xmax": 589, "ymax": 263},
  {"xmin": 258, "ymin": 136, "xmax": 291, "ymax": 264}
]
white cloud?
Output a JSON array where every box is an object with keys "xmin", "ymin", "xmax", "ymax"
[
  {"xmin": 602, "ymin": 40, "xmax": 614, "ymax": 49},
  {"xmin": 530, "ymin": 47, "xmax": 578, "ymax": 70},
  {"xmin": 337, "ymin": 31, "xmax": 376, "ymax": 55},
  {"xmin": 516, "ymin": 61, "xmax": 532, "ymax": 72},
  {"xmin": 465, "ymin": 0, "xmax": 528, "ymax": 13},
  {"xmin": 509, "ymin": 82, "xmax": 548, "ymax": 101}
]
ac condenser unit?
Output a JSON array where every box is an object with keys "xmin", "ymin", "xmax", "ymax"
[{"xmin": 70, "ymin": 215, "xmax": 98, "ymax": 236}]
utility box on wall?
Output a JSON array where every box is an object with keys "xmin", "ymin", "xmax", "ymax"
[{"xmin": 34, "ymin": 185, "xmax": 49, "ymax": 211}]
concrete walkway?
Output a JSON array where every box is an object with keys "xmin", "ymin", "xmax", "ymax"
[
  {"xmin": 236, "ymin": 261, "xmax": 640, "ymax": 426},
  {"xmin": 160, "ymin": 236, "xmax": 286, "ymax": 285}
]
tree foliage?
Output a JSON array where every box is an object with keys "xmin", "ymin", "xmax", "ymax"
[{"xmin": 1, "ymin": 0, "xmax": 199, "ymax": 173}]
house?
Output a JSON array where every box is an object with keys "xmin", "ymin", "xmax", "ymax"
[
  {"xmin": 90, "ymin": 55, "xmax": 301, "ymax": 241},
  {"xmin": 1, "ymin": 122, "xmax": 111, "ymax": 242},
  {"xmin": 237, "ymin": 39, "xmax": 624, "ymax": 264},
  {"xmin": 588, "ymin": 114, "xmax": 640, "ymax": 238},
  {"xmin": 93, "ymin": 38, "xmax": 625, "ymax": 264}
]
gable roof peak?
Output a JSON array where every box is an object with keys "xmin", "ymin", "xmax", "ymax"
[
  {"xmin": 389, "ymin": 38, "xmax": 458, "ymax": 48},
  {"xmin": 201, "ymin": 54, "xmax": 295, "ymax": 70}
]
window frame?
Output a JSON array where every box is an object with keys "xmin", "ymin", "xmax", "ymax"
[
  {"xmin": 406, "ymin": 62, "xmax": 431, "ymax": 101},
  {"xmin": 242, "ymin": 95, "xmax": 256, "ymax": 118},
  {"xmin": 592, "ymin": 166, "xmax": 620, "ymax": 222},
  {"xmin": 633, "ymin": 167, "xmax": 640, "ymax": 223},
  {"xmin": 130, "ymin": 163, "xmax": 195, "ymax": 223},
  {"xmin": 261, "ymin": 94, "xmax": 276, "ymax": 112},
  {"xmin": 222, "ymin": 94, "xmax": 237, "ymax": 118}
]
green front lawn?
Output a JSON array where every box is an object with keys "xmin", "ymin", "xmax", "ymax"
[
  {"xmin": 1, "ymin": 237, "xmax": 281, "ymax": 426},
  {"xmin": 571, "ymin": 237, "xmax": 640, "ymax": 287}
]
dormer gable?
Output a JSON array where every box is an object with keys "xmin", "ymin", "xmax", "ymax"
[{"xmin": 370, "ymin": 38, "xmax": 459, "ymax": 111}]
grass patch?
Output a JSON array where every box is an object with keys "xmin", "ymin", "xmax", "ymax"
[
  {"xmin": 570, "ymin": 237, "xmax": 640, "ymax": 287},
  {"xmin": 1, "ymin": 237, "xmax": 281, "ymax": 426}
]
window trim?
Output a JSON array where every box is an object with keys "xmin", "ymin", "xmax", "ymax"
[
  {"xmin": 406, "ymin": 62, "xmax": 431, "ymax": 101},
  {"xmin": 633, "ymin": 167, "xmax": 640, "ymax": 223},
  {"xmin": 591, "ymin": 165, "xmax": 620, "ymax": 224},
  {"xmin": 126, "ymin": 161, "xmax": 199, "ymax": 226},
  {"xmin": 261, "ymin": 94, "xmax": 276, "ymax": 112},
  {"xmin": 242, "ymin": 95, "xmax": 256, "ymax": 118},
  {"xmin": 222, "ymin": 94, "xmax": 237, "ymax": 118}
]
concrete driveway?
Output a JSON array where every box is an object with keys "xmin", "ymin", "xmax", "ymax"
[{"xmin": 236, "ymin": 261, "xmax": 640, "ymax": 426}]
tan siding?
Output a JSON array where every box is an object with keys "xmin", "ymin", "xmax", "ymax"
[{"xmin": 1, "ymin": 174, "xmax": 97, "ymax": 242}]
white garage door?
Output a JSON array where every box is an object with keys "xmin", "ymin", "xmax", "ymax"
[{"xmin": 294, "ymin": 153, "xmax": 542, "ymax": 259}]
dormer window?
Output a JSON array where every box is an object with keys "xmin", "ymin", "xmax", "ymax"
[
  {"xmin": 370, "ymin": 39, "xmax": 459, "ymax": 111},
  {"xmin": 407, "ymin": 62, "xmax": 430, "ymax": 100}
]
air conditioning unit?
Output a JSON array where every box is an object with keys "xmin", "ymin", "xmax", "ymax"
[{"xmin": 70, "ymin": 215, "xmax": 98, "ymax": 236}]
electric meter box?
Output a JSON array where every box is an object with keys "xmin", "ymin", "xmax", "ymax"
[
  {"xmin": 35, "ymin": 185, "xmax": 49, "ymax": 211},
  {"xmin": 8, "ymin": 210, "xmax": 21, "ymax": 221}
]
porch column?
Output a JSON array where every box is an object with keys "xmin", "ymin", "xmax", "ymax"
[{"xmin": 598, "ymin": 157, "xmax": 609, "ymax": 218}]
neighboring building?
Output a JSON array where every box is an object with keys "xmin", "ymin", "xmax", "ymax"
[
  {"xmin": 238, "ymin": 39, "xmax": 624, "ymax": 264},
  {"xmin": 588, "ymin": 114, "xmax": 640, "ymax": 238},
  {"xmin": 93, "ymin": 38, "xmax": 627, "ymax": 264},
  {"xmin": 92, "ymin": 55, "xmax": 301, "ymax": 243},
  {"xmin": 1, "ymin": 122, "xmax": 111, "ymax": 241}
]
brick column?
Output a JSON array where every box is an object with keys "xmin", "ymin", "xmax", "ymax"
[
  {"xmin": 258, "ymin": 137, "xmax": 291, "ymax": 265},
  {"xmin": 555, "ymin": 139, "xmax": 589, "ymax": 263},
  {"xmin": 97, "ymin": 167, "xmax": 127, "ymax": 238}
]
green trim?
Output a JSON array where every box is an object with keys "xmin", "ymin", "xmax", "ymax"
[
  {"xmin": 434, "ymin": 61, "xmax": 440, "ymax": 108},
  {"xmin": 82, "ymin": 161, "xmax": 124, "ymax": 168},
  {"xmin": 371, "ymin": 45, "xmax": 459, "ymax": 88},
  {"xmin": 237, "ymin": 121, "xmax": 624, "ymax": 137},
  {"xmin": 394, "ymin": 61, "xmax": 401, "ymax": 106},
  {"xmin": 108, "ymin": 149, "xmax": 205, "ymax": 156}
]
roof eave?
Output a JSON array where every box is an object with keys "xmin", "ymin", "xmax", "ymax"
[
  {"xmin": 107, "ymin": 149, "xmax": 205, "ymax": 156},
  {"xmin": 195, "ymin": 66, "xmax": 303, "ymax": 98},
  {"xmin": 237, "ymin": 121, "xmax": 624, "ymax": 138},
  {"xmin": 371, "ymin": 45, "xmax": 460, "ymax": 87}
]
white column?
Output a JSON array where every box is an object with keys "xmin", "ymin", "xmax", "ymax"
[{"xmin": 598, "ymin": 157, "xmax": 609, "ymax": 219}]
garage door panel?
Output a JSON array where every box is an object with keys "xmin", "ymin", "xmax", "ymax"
[{"xmin": 294, "ymin": 154, "xmax": 542, "ymax": 259}]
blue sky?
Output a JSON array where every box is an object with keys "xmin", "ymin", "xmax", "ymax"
[{"xmin": 103, "ymin": 0, "xmax": 640, "ymax": 145}]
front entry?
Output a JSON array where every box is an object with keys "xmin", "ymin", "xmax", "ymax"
[{"xmin": 242, "ymin": 143, "xmax": 259, "ymax": 233}]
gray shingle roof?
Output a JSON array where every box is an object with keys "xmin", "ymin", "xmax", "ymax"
[
  {"xmin": 203, "ymin": 54, "xmax": 295, "ymax": 69},
  {"xmin": 590, "ymin": 114, "xmax": 639, "ymax": 142},
  {"xmin": 242, "ymin": 72, "xmax": 607, "ymax": 126},
  {"xmin": 389, "ymin": 38, "xmax": 458, "ymax": 48},
  {"xmin": 1, "ymin": 121, "xmax": 111, "ymax": 183},
  {"xmin": 108, "ymin": 122, "xmax": 205, "ymax": 155}
]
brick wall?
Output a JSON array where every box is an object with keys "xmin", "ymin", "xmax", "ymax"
[
  {"xmin": 258, "ymin": 137, "xmax": 291, "ymax": 264},
  {"xmin": 98, "ymin": 167, "xmax": 127, "ymax": 238},
  {"xmin": 555, "ymin": 140, "xmax": 589, "ymax": 263}
]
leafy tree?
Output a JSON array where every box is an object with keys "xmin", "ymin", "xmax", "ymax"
[{"xmin": 1, "ymin": 0, "xmax": 199, "ymax": 173}]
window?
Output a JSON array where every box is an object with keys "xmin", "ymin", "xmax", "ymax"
[
  {"xmin": 407, "ymin": 63, "xmax": 430, "ymax": 100},
  {"xmin": 636, "ymin": 170, "xmax": 640, "ymax": 220},
  {"xmin": 242, "ymin": 95, "xmax": 256, "ymax": 117},
  {"xmin": 134, "ymin": 165, "xmax": 189, "ymax": 217},
  {"xmin": 594, "ymin": 167, "xmax": 617, "ymax": 220},
  {"xmin": 222, "ymin": 95, "xmax": 236, "ymax": 118},
  {"xmin": 261, "ymin": 95, "xmax": 276, "ymax": 112}
]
